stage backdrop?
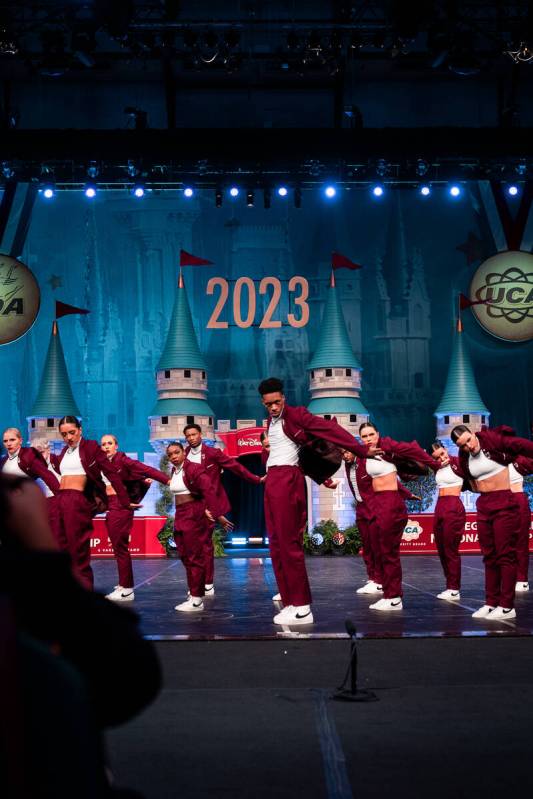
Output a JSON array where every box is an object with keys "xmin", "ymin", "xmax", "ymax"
[{"xmin": 1, "ymin": 185, "xmax": 532, "ymax": 456}]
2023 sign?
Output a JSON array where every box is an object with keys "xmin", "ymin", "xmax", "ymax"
[{"xmin": 206, "ymin": 276, "xmax": 309, "ymax": 329}]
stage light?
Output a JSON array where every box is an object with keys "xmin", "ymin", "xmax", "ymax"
[
  {"xmin": 42, "ymin": 185, "xmax": 55, "ymax": 199},
  {"xmin": 84, "ymin": 182, "xmax": 97, "ymax": 198},
  {"xmin": 183, "ymin": 187, "xmax": 194, "ymax": 197},
  {"xmin": 231, "ymin": 536, "xmax": 247, "ymax": 546},
  {"xmin": 277, "ymin": 186, "xmax": 288, "ymax": 197},
  {"xmin": 215, "ymin": 188, "xmax": 223, "ymax": 207},
  {"xmin": 324, "ymin": 185, "xmax": 337, "ymax": 198},
  {"xmin": 229, "ymin": 186, "xmax": 239, "ymax": 197},
  {"xmin": 372, "ymin": 184, "xmax": 384, "ymax": 197},
  {"xmin": 507, "ymin": 184, "xmax": 519, "ymax": 196},
  {"xmin": 449, "ymin": 184, "xmax": 461, "ymax": 197},
  {"xmin": 132, "ymin": 184, "xmax": 145, "ymax": 198},
  {"xmin": 246, "ymin": 190, "xmax": 254, "ymax": 207},
  {"xmin": 419, "ymin": 184, "xmax": 431, "ymax": 196}
]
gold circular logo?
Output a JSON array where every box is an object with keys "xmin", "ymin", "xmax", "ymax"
[
  {"xmin": 469, "ymin": 250, "xmax": 533, "ymax": 343},
  {"xmin": 0, "ymin": 254, "xmax": 41, "ymax": 345}
]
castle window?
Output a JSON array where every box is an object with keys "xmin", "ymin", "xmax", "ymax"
[
  {"xmin": 164, "ymin": 370, "xmax": 171, "ymax": 378},
  {"xmin": 481, "ymin": 415, "xmax": 486, "ymax": 424},
  {"xmin": 414, "ymin": 372, "xmax": 424, "ymax": 388},
  {"xmin": 202, "ymin": 371, "xmax": 206, "ymax": 379},
  {"xmin": 209, "ymin": 417, "xmax": 212, "ymax": 425},
  {"xmin": 31, "ymin": 419, "xmax": 36, "ymax": 428},
  {"xmin": 463, "ymin": 414, "xmax": 470, "ymax": 423},
  {"xmin": 161, "ymin": 416, "xmax": 169, "ymax": 425},
  {"xmin": 47, "ymin": 418, "xmax": 54, "ymax": 428},
  {"xmin": 325, "ymin": 369, "xmax": 332, "ymax": 377},
  {"xmin": 346, "ymin": 369, "xmax": 352, "ymax": 377},
  {"xmin": 311, "ymin": 371, "xmax": 315, "ymax": 378},
  {"xmin": 187, "ymin": 416, "xmax": 195, "ymax": 425},
  {"xmin": 184, "ymin": 370, "xmax": 191, "ymax": 378},
  {"xmin": 324, "ymin": 414, "xmax": 331, "ymax": 420},
  {"xmin": 350, "ymin": 415, "xmax": 357, "ymax": 423},
  {"xmin": 444, "ymin": 415, "xmax": 449, "ymax": 424}
]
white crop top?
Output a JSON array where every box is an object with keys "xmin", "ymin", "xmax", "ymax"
[
  {"xmin": 365, "ymin": 456, "xmax": 397, "ymax": 478},
  {"xmin": 42, "ymin": 460, "xmax": 61, "ymax": 498},
  {"xmin": 60, "ymin": 446, "xmax": 86, "ymax": 477},
  {"xmin": 101, "ymin": 471, "xmax": 111, "ymax": 487},
  {"xmin": 170, "ymin": 468, "xmax": 190, "ymax": 495},
  {"xmin": 2, "ymin": 452, "xmax": 26, "ymax": 478},
  {"xmin": 468, "ymin": 449, "xmax": 505, "ymax": 481},
  {"xmin": 508, "ymin": 463, "xmax": 523, "ymax": 485},
  {"xmin": 187, "ymin": 446, "xmax": 202, "ymax": 464},
  {"xmin": 435, "ymin": 464, "xmax": 463, "ymax": 489}
]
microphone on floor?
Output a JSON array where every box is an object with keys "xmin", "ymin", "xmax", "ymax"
[{"xmin": 330, "ymin": 619, "xmax": 378, "ymax": 703}]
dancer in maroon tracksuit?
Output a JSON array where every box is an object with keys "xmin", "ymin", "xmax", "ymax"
[
  {"xmin": 429, "ymin": 441, "xmax": 468, "ymax": 601},
  {"xmin": 453, "ymin": 424, "xmax": 533, "ymax": 620},
  {"xmin": 1, "ymin": 428, "xmax": 60, "ymax": 496},
  {"xmin": 258, "ymin": 377, "xmax": 376, "ymax": 626},
  {"xmin": 358, "ymin": 422, "xmax": 440, "ymax": 611},
  {"xmin": 184, "ymin": 423, "xmax": 262, "ymax": 595},
  {"xmin": 166, "ymin": 442, "xmax": 233, "ymax": 613},
  {"xmin": 100, "ymin": 434, "xmax": 171, "ymax": 602},
  {"xmin": 52, "ymin": 416, "xmax": 132, "ymax": 591},
  {"xmin": 32, "ymin": 438, "xmax": 63, "ymax": 537},
  {"xmin": 509, "ymin": 455, "xmax": 533, "ymax": 593},
  {"xmin": 341, "ymin": 450, "xmax": 419, "ymax": 596}
]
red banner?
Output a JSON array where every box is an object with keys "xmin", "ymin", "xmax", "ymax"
[
  {"xmin": 216, "ymin": 427, "xmax": 265, "ymax": 458},
  {"xmin": 91, "ymin": 516, "xmax": 166, "ymax": 558},
  {"xmin": 400, "ymin": 513, "xmax": 533, "ymax": 554}
]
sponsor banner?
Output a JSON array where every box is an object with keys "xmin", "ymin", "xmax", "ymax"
[
  {"xmin": 400, "ymin": 513, "xmax": 533, "ymax": 554},
  {"xmin": 217, "ymin": 426, "xmax": 265, "ymax": 457},
  {"xmin": 91, "ymin": 516, "xmax": 166, "ymax": 558}
]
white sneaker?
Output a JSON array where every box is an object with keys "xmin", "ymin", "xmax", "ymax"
[
  {"xmin": 106, "ymin": 585, "xmax": 135, "ymax": 602},
  {"xmin": 175, "ymin": 597, "xmax": 204, "ymax": 613},
  {"xmin": 273, "ymin": 605, "xmax": 313, "ymax": 625},
  {"xmin": 272, "ymin": 592, "xmax": 282, "ymax": 601},
  {"xmin": 515, "ymin": 581, "xmax": 529, "ymax": 593},
  {"xmin": 471, "ymin": 604, "xmax": 495, "ymax": 619},
  {"xmin": 437, "ymin": 589, "xmax": 461, "ymax": 601},
  {"xmin": 489, "ymin": 606, "xmax": 516, "ymax": 621},
  {"xmin": 369, "ymin": 597, "xmax": 403, "ymax": 611},
  {"xmin": 204, "ymin": 584, "xmax": 215, "ymax": 596},
  {"xmin": 356, "ymin": 581, "xmax": 383, "ymax": 595}
]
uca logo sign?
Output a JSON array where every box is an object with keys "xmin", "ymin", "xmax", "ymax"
[
  {"xmin": 402, "ymin": 519, "xmax": 423, "ymax": 542},
  {"xmin": 469, "ymin": 251, "xmax": 533, "ymax": 342},
  {"xmin": 0, "ymin": 254, "xmax": 41, "ymax": 345}
]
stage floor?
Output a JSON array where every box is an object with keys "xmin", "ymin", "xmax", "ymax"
[{"xmin": 94, "ymin": 552, "xmax": 533, "ymax": 640}]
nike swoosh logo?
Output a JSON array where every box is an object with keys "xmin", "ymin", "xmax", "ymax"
[
  {"xmin": 391, "ymin": 601, "xmax": 402, "ymax": 606},
  {"xmin": 502, "ymin": 609, "xmax": 514, "ymax": 615},
  {"xmin": 295, "ymin": 612, "xmax": 311, "ymax": 619}
]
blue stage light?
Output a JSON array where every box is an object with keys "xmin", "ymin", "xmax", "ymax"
[
  {"xmin": 324, "ymin": 185, "xmax": 337, "ymax": 198},
  {"xmin": 132, "ymin": 185, "xmax": 145, "ymax": 198},
  {"xmin": 507, "ymin": 184, "xmax": 519, "ymax": 196},
  {"xmin": 449, "ymin": 185, "xmax": 461, "ymax": 197},
  {"xmin": 183, "ymin": 187, "xmax": 194, "ymax": 197},
  {"xmin": 419, "ymin": 185, "xmax": 431, "ymax": 197},
  {"xmin": 84, "ymin": 183, "xmax": 97, "ymax": 198},
  {"xmin": 231, "ymin": 536, "xmax": 247, "ymax": 546},
  {"xmin": 229, "ymin": 186, "xmax": 239, "ymax": 197},
  {"xmin": 277, "ymin": 186, "xmax": 288, "ymax": 197},
  {"xmin": 372, "ymin": 184, "xmax": 384, "ymax": 197},
  {"xmin": 42, "ymin": 186, "xmax": 55, "ymax": 199}
]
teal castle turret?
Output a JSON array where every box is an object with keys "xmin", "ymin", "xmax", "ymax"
[
  {"xmin": 307, "ymin": 270, "xmax": 369, "ymax": 530},
  {"xmin": 149, "ymin": 271, "xmax": 215, "ymax": 452},
  {"xmin": 434, "ymin": 318, "xmax": 490, "ymax": 444},
  {"xmin": 27, "ymin": 320, "xmax": 81, "ymax": 450}
]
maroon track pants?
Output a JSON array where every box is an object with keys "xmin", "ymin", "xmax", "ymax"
[
  {"xmin": 264, "ymin": 465, "xmax": 310, "ymax": 607},
  {"xmin": 476, "ymin": 490, "xmax": 520, "ymax": 609},
  {"xmin": 204, "ymin": 521, "xmax": 215, "ymax": 585},
  {"xmin": 356, "ymin": 504, "xmax": 383, "ymax": 584},
  {"xmin": 372, "ymin": 490, "xmax": 408, "ymax": 599},
  {"xmin": 515, "ymin": 491, "xmax": 531, "ymax": 583},
  {"xmin": 434, "ymin": 495, "xmax": 465, "ymax": 590},
  {"xmin": 173, "ymin": 500, "xmax": 211, "ymax": 598},
  {"xmin": 105, "ymin": 496, "xmax": 134, "ymax": 589},
  {"xmin": 55, "ymin": 489, "xmax": 94, "ymax": 591}
]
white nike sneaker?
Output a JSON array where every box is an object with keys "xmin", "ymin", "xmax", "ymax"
[
  {"xmin": 437, "ymin": 589, "xmax": 461, "ymax": 601},
  {"xmin": 515, "ymin": 581, "xmax": 529, "ymax": 593},
  {"xmin": 369, "ymin": 597, "xmax": 403, "ymax": 611},
  {"xmin": 272, "ymin": 592, "xmax": 282, "ymax": 601},
  {"xmin": 273, "ymin": 605, "xmax": 313, "ymax": 625},
  {"xmin": 175, "ymin": 597, "xmax": 204, "ymax": 613},
  {"xmin": 488, "ymin": 606, "xmax": 516, "ymax": 620},
  {"xmin": 471, "ymin": 604, "xmax": 495, "ymax": 619},
  {"xmin": 106, "ymin": 585, "xmax": 135, "ymax": 602},
  {"xmin": 204, "ymin": 584, "xmax": 215, "ymax": 596},
  {"xmin": 356, "ymin": 581, "xmax": 383, "ymax": 595}
]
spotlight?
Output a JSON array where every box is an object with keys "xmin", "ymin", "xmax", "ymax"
[
  {"xmin": 449, "ymin": 185, "xmax": 461, "ymax": 197},
  {"xmin": 277, "ymin": 186, "xmax": 288, "ymax": 197},
  {"xmin": 84, "ymin": 182, "xmax": 97, "ymax": 198},
  {"xmin": 372, "ymin": 184, "xmax": 384, "ymax": 197},
  {"xmin": 215, "ymin": 188, "xmax": 223, "ymax": 207},
  {"xmin": 263, "ymin": 188, "xmax": 271, "ymax": 209},
  {"xmin": 246, "ymin": 190, "xmax": 254, "ymax": 207},
  {"xmin": 419, "ymin": 184, "xmax": 431, "ymax": 197},
  {"xmin": 507, "ymin": 184, "xmax": 519, "ymax": 196},
  {"xmin": 42, "ymin": 185, "xmax": 55, "ymax": 199},
  {"xmin": 183, "ymin": 187, "xmax": 194, "ymax": 197},
  {"xmin": 294, "ymin": 187, "xmax": 302, "ymax": 208},
  {"xmin": 229, "ymin": 186, "xmax": 239, "ymax": 197},
  {"xmin": 324, "ymin": 185, "xmax": 337, "ymax": 198}
]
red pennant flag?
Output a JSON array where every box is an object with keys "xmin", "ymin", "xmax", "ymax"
[
  {"xmin": 179, "ymin": 249, "xmax": 214, "ymax": 267},
  {"xmin": 331, "ymin": 252, "xmax": 362, "ymax": 271},
  {"xmin": 459, "ymin": 293, "xmax": 488, "ymax": 310},
  {"xmin": 55, "ymin": 301, "xmax": 90, "ymax": 319}
]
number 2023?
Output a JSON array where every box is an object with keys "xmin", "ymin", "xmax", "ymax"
[{"xmin": 206, "ymin": 276, "xmax": 310, "ymax": 329}]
